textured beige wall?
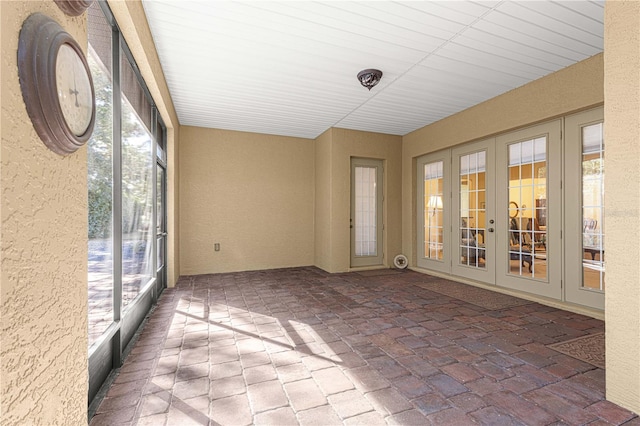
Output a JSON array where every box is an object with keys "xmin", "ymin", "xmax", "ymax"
[
  {"xmin": 402, "ymin": 54, "xmax": 604, "ymax": 259},
  {"xmin": 314, "ymin": 129, "xmax": 332, "ymax": 271},
  {"xmin": 108, "ymin": 0, "xmax": 180, "ymax": 287},
  {"xmin": 167, "ymin": 126, "xmax": 180, "ymax": 286},
  {"xmin": 329, "ymin": 128, "xmax": 403, "ymax": 272},
  {"xmin": 1, "ymin": 1, "xmax": 88, "ymax": 424},
  {"xmin": 603, "ymin": 0, "xmax": 640, "ymax": 414},
  {"xmin": 180, "ymin": 127, "xmax": 315, "ymax": 275}
]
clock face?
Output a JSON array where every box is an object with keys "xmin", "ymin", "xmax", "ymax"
[
  {"xmin": 56, "ymin": 43, "xmax": 94, "ymax": 137},
  {"xmin": 19, "ymin": 13, "xmax": 96, "ymax": 155}
]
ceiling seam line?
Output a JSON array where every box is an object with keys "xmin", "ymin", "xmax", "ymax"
[{"xmin": 331, "ymin": 0, "xmax": 507, "ymax": 131}]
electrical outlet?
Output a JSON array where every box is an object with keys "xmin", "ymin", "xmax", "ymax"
[{"xmin": 214, "ymin": 243, "xmax": 220, "ymax": 251}]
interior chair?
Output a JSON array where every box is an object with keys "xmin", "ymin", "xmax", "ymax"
[
  {"xmin": 526, "ymin": 217, "xmax": 546, "ymax": 250},
  {"xmin": 461, "ymin": 221, "xmax": 485, "ymax": 265},
  {"xmin": 583, "ymin": 219, "xmax": 602, "ymax": 260},
  {"xmin": 583, "ymin": 219, "xmax": 597, "ymax": 232},
  {"xmin": 509, "ymin": 217, "xmax": 533, "ymax": 272}
]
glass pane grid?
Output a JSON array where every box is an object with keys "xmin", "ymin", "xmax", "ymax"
[
  {"xmin": 424, "ymin": 161, "xmax": 444, "ymax": 261},
  {"xmin": 459, "ymin": 152, "xmax": 486, "ymax": 269},
  {"xmin": 582, "ymin": 123, "xmax": 605, "ymax": 291},
  {"xmin": 355, "ymin": 166, "xmax": 377, "ymax": 257},
  {"xmin": 508, "ymin": 138, "xmax": 547, "ymax": 279}
]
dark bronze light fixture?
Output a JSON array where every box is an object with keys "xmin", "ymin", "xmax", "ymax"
[{"xmin": 357, "ymin": 69, "xmax": 383, "ymax": 90}]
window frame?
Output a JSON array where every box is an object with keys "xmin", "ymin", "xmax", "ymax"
[{"xmin": 87, "ymin": 0, "xmax": 167, "ymax": 410}]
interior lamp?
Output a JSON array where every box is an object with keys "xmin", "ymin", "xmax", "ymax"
[{"xmin": 428, "ymin": 195, "xmax": 443, "ymax": 215}]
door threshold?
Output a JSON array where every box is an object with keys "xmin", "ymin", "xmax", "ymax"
[
  {"xmin": 349, "ymin": 265, "xmax": 387, "ymax": 272},
  {"xmin": 409, "ymin": 266, "xmax": 604, "ymax": 320}
]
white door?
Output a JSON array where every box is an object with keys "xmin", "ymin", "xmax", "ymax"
[
  {"xmin": 565, "ymin": 107, "xmax": 605, "ymax": 310},
  {"xmin": 351, "ymin": 158, "xmax": 383, "ymax": 267},
  {"xmin": 495, "ymin": 120, "xmax": 562, "ymax": 299},
  {"xmin": 416, "ymin": 151, "xmax": 451, "ymax": 273},
  {"xmin": 451, "ymin": 139, "xmax": 496, "ymax": 284}
]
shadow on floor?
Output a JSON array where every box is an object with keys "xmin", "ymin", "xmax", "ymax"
[{"xmin": 90, "ymin": 267, "xmax": 638, "ymax": 426}]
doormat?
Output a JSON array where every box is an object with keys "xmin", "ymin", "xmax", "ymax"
[
  {"xmin": 356, "ymin": 269, "xmax": 403, "ymax": 277},
  {"xmin": 415, "ymin": 280, "xmax": 533, "ymax": 310},
  {"xmin": 548, "ymin": 332, "xmax": 605, "ymax": 369}
]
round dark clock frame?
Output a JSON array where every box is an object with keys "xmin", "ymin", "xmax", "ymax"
[
  {"xmin": 54, "ymin": 0, "xmax": 93, "ymax": 16},
  {"xmin": 18, "ymin": 13, "xmax": 96, "ymax": 156}
]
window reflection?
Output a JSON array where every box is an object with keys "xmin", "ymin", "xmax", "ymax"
[
  {"xmin": 121, "ymin": 100, "xmax": 154, "ymax": 307},
  {"xmin": 87, "ymin": 3, "xmax": 114, "ymax": 347},
  {"xmin": 120, "ymin": 44, "xmax": 155, "ymax": 308}
]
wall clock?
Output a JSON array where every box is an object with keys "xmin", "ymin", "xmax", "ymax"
[
  {"xmin": 18, "ymin": 13, "xmax": 96, "ymax": 156},
  {"xmin": 54, "ymin": 0, "xmax": 93, "ymax": 17}
]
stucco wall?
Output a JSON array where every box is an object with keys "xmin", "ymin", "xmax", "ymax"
[
  {"xmin": 1, "ymin": 1, "xmax": 88, "ymax": 424},
  {"xmin": 108, "ymin": 0, "xmax": 180, "ymax": 287},
  {"xmin": 328, "ymin": 128, "xmax": 403, "ymax": 273},
  {"xmin": 402, "ymin": 54, "xmax": 604, "ymax": 260},
  {"xmin": 179, "ymin": 126, "xmax": 315, "ymax": 275},
  {"xmin": 603, "ymin": 0, "xmax": 640, "ymax": 414}
]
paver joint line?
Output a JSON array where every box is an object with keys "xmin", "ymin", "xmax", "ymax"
[{"xmin": 90, "ymin": 267, "xmax": 636, "ymax": 426}]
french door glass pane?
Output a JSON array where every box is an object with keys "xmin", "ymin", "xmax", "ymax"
[
  {"xmin": 582, "ymin": 123, "xmax": 605, "ymax": 291},
  {"xmin": 459, "ymin": 152, "xmax": 486, "ymax": 268},
  {"xmin": 507, "ymin": 138, "xmax": 547, "ymax": 279},
  {"xmin": 87, "ymin": 4, "xmax": 113, "ymax": 348},
  {"xmin": 355, "ymin": 166, "xmax": 377, "ymax": 256},
  {"xmin": 157, "ymin": 166, "xmax": 165, "ymax": 234},
  {"xmin": 157, "ymin": 237, "xmax": 165, "ymax": 270},
  {"xmin": 424, "ymin": 161, "xmax": 444, "ymax": 260},
  {"xmin": 157, "ymin": 165, "xmax": 166, "ymax": 270}
]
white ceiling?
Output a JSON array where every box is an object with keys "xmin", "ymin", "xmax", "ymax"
[{"xmin": 141, "ymin": 1, "xmax": 604, "ymax": 139}]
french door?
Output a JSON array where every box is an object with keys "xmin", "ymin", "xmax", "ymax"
[
  {"xmin": 156, "ymin": 163, "xmax": 167, "ymax": 293},
  {"xmin": 417, "ymin": 120, "xmax": 563, "ymax": 301},
  {"xmin": 451, "ymin": 139, "xmax": 496, "ymax": 284},
  {"xmin": 496, "ymin": 121, "xmax": 562, "ymax": 299},
  {"xmin": 351, "ymin": 158, "xmax": 383, "ymax": 267},
  {"xmin": 564, "ymin": 107, "xmax": 605, "ymax": 310},
  {"xmin": 417, "ymin": 152, "xmax": 451, "ymax": 273}
]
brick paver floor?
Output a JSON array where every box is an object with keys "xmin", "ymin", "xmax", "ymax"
[{"xmin": 90, "ymin": 267, "xmax": 640, "ymax": 425}]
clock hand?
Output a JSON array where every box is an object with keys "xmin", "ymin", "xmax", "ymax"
[
  {"xmin": 70, "ymin": 74, "xmax": 80, "ymax": 107},
  {"xmin": 69, "ymin": 87, "xmax": 80, "ymax": 107}
]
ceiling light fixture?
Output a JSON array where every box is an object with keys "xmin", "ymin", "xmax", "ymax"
[{"xmin": 357, "ymin": 69, "xmax": 383, "ymax": 91}]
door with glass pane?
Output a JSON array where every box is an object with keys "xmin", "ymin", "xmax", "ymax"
[
  {"xmin": 417, "ymin": 152, "xmax": 451, "ymax": 273},
  {"xmin": 156, "ymin": 163, "xmax": 167, "ymax": 294},
  {"xmin": 565, "ymin": 107, "xmax": 605, "ymax": 310},
  {"xmin": 496, "ymin": 121, "xmax": 562, "ymax": 299},
  {"xmin": 451, "ymin": 140, "xmax": 496, "ymax": 283},
  {"xmin": 351, "ymin": 158, "xmax": 383, "ymax": 267}
]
